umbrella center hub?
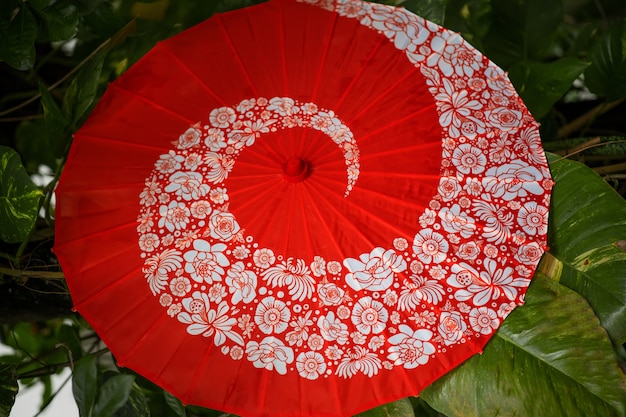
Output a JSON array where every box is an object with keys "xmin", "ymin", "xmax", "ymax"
[{"xmin": 283, "ymin": 157, "xmax": 310, "ymax": 182}]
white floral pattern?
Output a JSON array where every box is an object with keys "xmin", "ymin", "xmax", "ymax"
[{"xmin": 136, "ymin": 0, "xmax": 552, "ymax": 381}]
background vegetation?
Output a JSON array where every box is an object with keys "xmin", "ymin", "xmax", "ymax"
[{"xmin": 1, "ymin": 0, "xmax": 625, "ymax": 416}]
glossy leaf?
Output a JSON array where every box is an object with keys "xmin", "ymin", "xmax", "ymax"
[
  {"xmin": 113, "ymin": 382, "xmax": 149, "ymax": 417},
  {"xmin": 357, "ymin": 398, "xmax": 415, "ymax": 417},
  {"xmin": 585, "ymin": 21, "xmax": 626, "ymax": 100},
  {"xmin": 401, "ymin": 0, "xmax": 449, "ymax": 26},
  {"xmin": 420, "ymin": 274, "xmax": 626, "ymax": 417},
  {"xmin": 63, "ymin": 47, "xmax": 107, "ymax": 128},
  {"xmin": 0, "ymin": 146, "xmax": 43, "ymax": 243},
  {"xmin": 0, "ymin": 364, "xmax": 18, "ymax": 417},
  {"xmin": 482, "ymin": 0, "xmax": 563, "ymax": 68},
  {"xmin": 92, "ymin": 374, "xmax": 135, "ymax": 417},
  {"xmin": 73, "ymin": 355, "xmax": 98, "ymax": 417},
  {"xmin": 39, "ymin": 82, "xmax": 72, "ymax": 159},
  {"xmin": 163, "ymin": 391, "xmax": 186, "ymax": 417},
  {"xmin": 0, "ymin": 3, "xmax": 37, "ymax": 70},
  {"xmin": 508, "ymin": 57, "xmax": 590, "ymax": 118},
  {"xmin": 544, "ymin": 154, "xmax": 626, "ymax": 345},
  {"xmin": 35, "ymin": 0, "xmax": 80, "ymax": 42}
]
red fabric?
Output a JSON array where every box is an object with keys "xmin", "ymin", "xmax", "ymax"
[{"xmin": 55, "ymin": 1, "xmax": 552, "ymax": 416}]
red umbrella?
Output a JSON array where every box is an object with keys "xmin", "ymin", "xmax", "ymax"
[{"xmin": 55, "ymin": 0, "xmax": 553, "ymax": 415}]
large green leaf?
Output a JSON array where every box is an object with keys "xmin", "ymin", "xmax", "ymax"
[
  {"xmin": 34, "ymin": 0, "xmax": 80, "ymax": 42},
  {"xmin": 544, "ymin": 154, "xmax": 626, "ymax": 345},
  {"xmin": 420, "ymin": 274, "xmax": 626, "ymax": 417},
  {"xmin": 0, "ymin": 364, "xmax": 18, "ymax": 417},
  {"xmin": 357, "ymin": 398, "xmax": 415, "ymax": 417},
  {"xmin": 401, "ymin": 0, "xmax": 449, "ymax": 26},
  {"xmin": 481, "ymin": 0, "xmax": 563, "ymax": 68},
  {"xmin": 73, "ymin": 355, "xmax": 98, "ymax": 417},
  {"xmin": 0, "ymin": 146, "xmax": 43, "ymax": 243},
  {"xmin": 0, "ymin": 3, "xmax": 37, "ymax": 70},
  {"xmin": 92, "ymin": 374, "xmax": 135, "ymax": 417},
  {"xmin": 508, "ymin": 57, "xmax": 590, "ymax": 118},
  {"xmin": 585, "ymin": 21, "xmax": 626, "ymax": 101}
]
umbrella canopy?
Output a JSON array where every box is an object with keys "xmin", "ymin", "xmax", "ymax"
[{"xmin": 54, "ymin": 0, "xmax": 553, "ymax": 416}]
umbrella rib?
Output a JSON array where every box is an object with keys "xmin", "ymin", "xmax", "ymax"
[
  {"xmin": 72, "ymin": 263, "xmax": 144, "ymax": 312},
  {"xmin": 299, "ymin": 183, "xmax": 348, "ymax": 261},
  {"xmin": 215, "ymin": 15, "xmax": 259, "ymax": 97},
  {"xmin": 73, "ymin": 133, "xmax": 169, "ymax": 152},
  {"xmin": 109, "ymin": 84, "xmax": 195, "ymax": 124},
  {"xmin": 158, "ymin": 43, "xmax": 229, "ymax": 106},
  {"xmin": 310, "ymin": 11, "xmax": 339, "ymax": 102},
  {"xmin": 349, "ymin": 65, "xmax": 422, "ymax": 121},
  {"xmin": 333, "ymin": 36, "xmax": 387, "ymax": 111},
  {"xmin": 57, "ymin": 221, "xmax": 137, "ymax": 247},
  {"xmin": 357, "ymin": 140, "xmax": 442, "ymax": 160},
  {"xmin": 115, "ymin": 309, "xmax": 170, "ymax": 366},
  {"xmin": 277, "ymin": 0, "xmax": 289, "ymax": 95},
  {"xmin": 357, "ymin": 104, "xmax": 439, "ymax": 143}
]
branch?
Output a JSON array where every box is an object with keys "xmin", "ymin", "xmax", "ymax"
[
  {"xmin": 0, "ymin": 266, "xmax": 65, "ymax": 280},
  {"xmin": 557, "ymin": 98, "xmax": 625, "ymax": 139}
]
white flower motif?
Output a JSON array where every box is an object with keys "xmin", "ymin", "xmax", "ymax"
[
  {"xmin": 205, "ymin": 128, "xmax": 227, "ymax": 151},
  {"xmin": 228, "ymin": 119, "xmax": 275, "ymax": 149},
  {"xmin": 138, "ymin": 233, "xmax": 159, "ymax": 252},
  {"xmin": 469, "ymin": 307, "xmax": 499, "ymax": 334},
  {"xmin": 317, "ymin": 282, "xmax": 345, "ymax": 306},
  {"xmin": 518, "ymin": 202, "xmax": 549, "ymax": 236},
  {"xmin": 344, "ymin": 247, "xmax": 406, "ymax": 291},
  {"xmin": 296, "ymin": 351, "xmax": 326, "ymax": 380},
  {"xmin": 336, "ymin": 346, "xmax": 382, "ymax": 378},
  {"xmin": 170, "ymin": 276, "xmax": 191, "ymax": 297},
  {"xmin": 439, "ymin": 204, "xmax": 476, "ymax": 238},
  {"xmin": 464, "ymin": 177, "xmax": 482, "ymax": 196},
  {"xmin": 514, "ymin": 242, "xmax": 544, "ymax": 265},
  {"xmin": 178, "ymin": 293, "xmax": 243, "ymax": 346},
  {"xmin": 190, "ymin": 200, "xmax": 211, "ymax": 219},
  {"xmin": 438, "ymin": 311, "xmax": 467, "ymax": 345},
  {"xmin": 177, "ymin": 127, "xmax": 201, "ymax": 149},
  {"xmin": 268, "ymin": 97, "xmax": 298, "ymax": 116},
  {"xmin": 387, "ymin": 324, "xmax": 435, "ymax": 368},
  {"xmin": 485, "ymin": 107, "xmax": 522, "ymax": 131},
  {"xmin": 307, "ymin": 334, "xmax": 324, "ymax": 351},
  {"xmin": 351, "ymin": 296, "xmax": 388, "ymax": 335},
  {"xmin": 412, "ymin": 228, "xmax": 449, "ymax": 264},
  {"xmin": 326, "ymin": 261, "xmax": 342, "ymax": 275},
  {"xmin": 398, "ymin": 275, "xmax": 445, "ymax": 310},
  {"xmin": 209, "ymin": 211, "xmax": 240, "ymax": 242},
  {"xmin": 451, "ymin": 144, "xmax": 487, "ymax": 175},
  {"xmin": 164, "ymin": 171, "xmax": 209, "ymax": 201},
  {"xmin": 318, "ymin": 312, "xmax": 349, "ymax": 345},
  {"xmin": 310, "ymin": 256, "xmax": 326, "ymax": 277},
  {"xmin": 515, "ymin": 127, "xmax": 546, "ymax": 164},
  {"xmin": 438, "ymin": 176, "xmax": 462, "ymax": 201},
  {"xmin": 246, "ymin": 337, "xmax": 294, "ymax": 375},
  {"xmin": 158, "ymin": 201, "xmax": 190, "ymax": 232},
  {"xmin": 261, "ymin": 258, "xmax": 315, "ymax": 302},
  {"xmin": 143, "ymin": 249, "xmax": 183, "ymax": 295},
  {"xmin": 456, "ymin": 241, "xmax": 481, "ymax": 260},
  {"xmin": 204, "ymin": 152, "xmax": 234, "ymax": 183},
  {"xmin": 254, "ymin": 296, "xmax": 291, "ymax": 334},
  {"xmin": 448, "ymin": 259, "xmax": 526, "ymax": 305},
  {"xmin": 183, "ymin": 239, "xmax": 229, "ymax": 284},
  {"xmin": 253, "ymin": 248, "xmax": 275, "ymax": 269},
  {"xmin": 209, "ymin": 187, "xmax": 228, "ymax": 204},
  {"xmin": 435, "ymin": 78, "xmax": 482, "ymax": 138},
  {"xmin": 155, "ymin": 151, "xmax": 184, "ymax": 174},
  {"xmin": 225, "ymin": 262, "xmax": 257, "ymax": 304},
  {"xmin": 482, "ymin": 160, "xmax": 544, "ymax": 201},
  {"xmin": 209, "ymin": 106, "xmax": 236, "ymax": 128}
]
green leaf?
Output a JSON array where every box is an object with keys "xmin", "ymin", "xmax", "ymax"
[
  {"xmin": 421, "ymin": 275, "xmax": 626, "ymax": 417},
  {"xmin": 39, "ymin": 82, "xmax": 72, "ymax": 158},
  {"xmin": 15, "ymin": 119, "xmax": 58, "ymax": 172},
  {"xmin": 401, "ymin": 0, "xmax": 449, "ymax": 26},
  {"xmin": 34, "ymin": 0, "xmax": 80, "ymax": 42},
  {"xmin": 92, "ymin": 374, "xmax": 135, "ymax": 417},
  {"xmin": 163, "ymin": 391, "xmax": 186, "ymax": 417},
  {"xmin": 0, "ymin": 146, "xmax": 43, "ymax": 243},
  {"xmin": 544, "ymin": 154, "xmax": 626, "ymax": 344},
  {"xmin": 585, "ymin": 21, "xmax": 626, "ymax": 100},
  {"xmin": 0, "ymin": 3, "xmax": 38, "ymax": 70},
  {"xmin": 356, "ymin": 398, "xmax": 415, "ymax": 417},
  {"xmin": 114, "ymin": 382, "xmax": 149, "ymax": 417},
  {"xmin": 73, "ymin": 355, "xmax": 98, "ymax": 417},
  {"xmin": 508, "ymin": 58, "xmax": 590, "ymax": 118},
  {"xmin": 0, "ymin": 364, "xmax": 18, "ymax": 417},
  {"xmin": 63, "ymin": 47, "xmax": 107, "ymax": 128},
  {"xmin": 482, "ymin": 0, "xmax": 563, "ymax": 68}
]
